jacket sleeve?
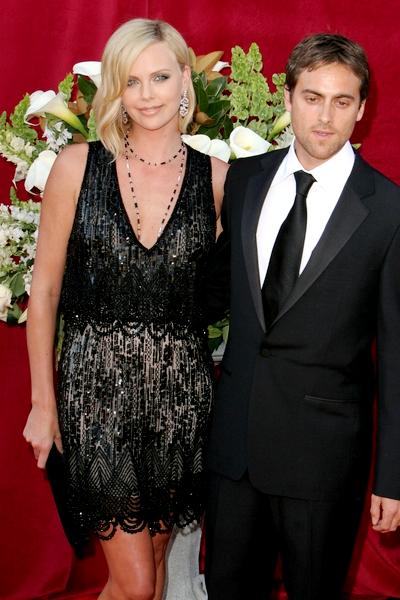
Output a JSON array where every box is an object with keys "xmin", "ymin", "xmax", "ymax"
[{"xmin": 374, "ymin": 221, "xmax": 400, "ymax": 499}]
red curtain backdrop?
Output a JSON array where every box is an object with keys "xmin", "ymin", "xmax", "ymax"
[{"xmin": 1, "ymin": 1, "xmax": 399, "ymax": 598}]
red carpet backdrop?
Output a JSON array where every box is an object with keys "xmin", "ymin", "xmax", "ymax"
[{"xmin": 1, "ymin": 1, "xmax": 400, "ymax": 598}]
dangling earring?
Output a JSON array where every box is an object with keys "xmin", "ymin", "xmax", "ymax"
[
  {"xmin": 179, "ymin": 90, "xmax": 189, "ymax": 117},
  {"xmin": 121, "ymin": 105, "xmax": 129, "ymax": 125}
]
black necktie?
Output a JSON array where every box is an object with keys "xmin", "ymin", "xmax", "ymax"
[{"xmin": 262, "ymin": 170, "xmax": 316, "ymax": 328}]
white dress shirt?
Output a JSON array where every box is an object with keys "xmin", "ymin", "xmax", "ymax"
[{"xmin": 256, "ymin": 140, "xmax": 356, "ymax": 285}]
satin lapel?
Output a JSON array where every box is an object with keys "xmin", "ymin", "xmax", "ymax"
[
  {"xmin": 269, "ymin": 154, "xmax": 372, "ymax": 328},
  {"xmin": 241, "ymin": 153, "xmax": 285, "ymax": 331}
]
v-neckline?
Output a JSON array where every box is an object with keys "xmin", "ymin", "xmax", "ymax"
[{"xmin": 114, "ymin": 144, "xmax": 190, "ymax": 252}]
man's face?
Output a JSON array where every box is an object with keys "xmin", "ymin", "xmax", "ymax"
[{"xmin": 284, "ymin": 62, "xmax": 365, "ymax": 170}]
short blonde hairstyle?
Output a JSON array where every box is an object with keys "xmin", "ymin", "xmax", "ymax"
[{"xmin": 92, "ymin": 18, "xmax": 195, "ymax": 159}]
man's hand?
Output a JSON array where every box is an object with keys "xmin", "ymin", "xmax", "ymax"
[{"xmin": 370, "ymin": 494, "xmax": 400, "ymax": 532}]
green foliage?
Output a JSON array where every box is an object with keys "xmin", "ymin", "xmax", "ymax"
[
  {"xmin": 8, "ymin": 272, "xmax": 25, "ymax": 297},
  {"xmin": 11, "ymin": 97, "xmax": 40, "ymax": 145},
  {"xmin": 86, "ymin": 109, "xmax": 98, "ymax": 142},
  {"xmin": 0, "ymin": 95, "xmax": 46, "ymax": 174},
  {"xmin": 6, "ymin": 303, "xmax": 22, "ymax": 324},
  {"xmin": 58, "ymin": 73, "xmax": 74, "ymax": 101},
  {"xmin": 191, "ymin": 72, "xmax": 231, "ymax": 139},
  {"xmin": 78, "ymin": 75, "xmax": 97, "ymax": 105},
  {"xmin": 9, "ymin": 186, "xmax": 18, "ymax": 203},
  {"xmin": 228, "ymin": 43, "xmax": 286, "ymax": 139},
  {"xmin": 208, "ymin": 315, "xmax": 229, "ymax": 352},
  {"xmin": 10, "ymin": 96, "xmax": 36, "ymax": 139}
]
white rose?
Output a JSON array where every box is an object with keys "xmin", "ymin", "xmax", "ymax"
[
  {"xmin": 13, "ymin": 158, "xmax": 30, "ymax": 183},
  {"xmin": 10, "ymin": 226, "xmax": 24, "ymax": 242},
  {"xmin": 0, "ymin": 230, "xmax": 7, "ymax": 247},
  {"xmin": 229, "ymin": 126, "xmax": 270, "ymax": 158},
  {"xmin": 25, "ymin": 150, "xmax": 57, "ymax": 193},
  {"xmin": 25, "ymin": 143, "xmax": 35, "ymax": 158},
  {"xmin": 0, "ymin": 283, "xmax": 12, "ymax": 322},
  {"xmin": 10, "ymin": 135, "xmax": 26, "ymax": 152}
]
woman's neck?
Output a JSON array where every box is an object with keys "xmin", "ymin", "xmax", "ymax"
[{"xmin": 126, "ymin": 127, "xmax": 183, "ymax": 165}]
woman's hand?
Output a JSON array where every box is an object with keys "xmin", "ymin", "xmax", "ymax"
[{"xmin": 23, "ymin": 403, "xmax": 63, "ymax": 469}]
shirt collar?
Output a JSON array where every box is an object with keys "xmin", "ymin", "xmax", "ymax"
[{"xmin": 274, "ymin": 139, "xmax": 355, "ymax": 197}]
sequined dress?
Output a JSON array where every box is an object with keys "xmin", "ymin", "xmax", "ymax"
[{"xmin": 56, "ymin": 141, "xmax": 215, "ymax": 545}]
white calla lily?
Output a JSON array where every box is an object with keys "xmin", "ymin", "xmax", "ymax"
[
  {"xmin": 212, "ymin": 61, "xmax": 230, "ymax": 72},
  {"xmin": 181, "ymin": 135, "xmax": 231, "ymax": 163},
  {"xmin": 229, "ymin": 126, "xmax": 270, "ymax": 158},
  {"xmin": 208, "ymin": 139, "xmax": 231, "ymax": 163},
  {"xmin": 25, "ymin": 150, "xmax": 57, "ymax": 193},
  {"xmin": 25, "ymin": 90, "xmax": 88, "ymax": 137},
  {"xmin": 268, "ymin": 110, "xmax": 291, "ymax": 141},
  {"xmin": 181, "ymin": 134, "xmax": 212, "ymax": 154},
  {"xmin": 73, "ymin": 61, "xmax": 102, "ymax": 88},
  {"xmin": 25, "ymin": 90, "xmax": 57, "ymax": 119}
]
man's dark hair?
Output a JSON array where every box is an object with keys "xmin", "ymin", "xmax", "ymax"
[{"xmin": 285, "ymin": 33, "xmax": 370, "ymax": 102}]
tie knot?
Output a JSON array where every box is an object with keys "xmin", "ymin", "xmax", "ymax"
[{"xmin": 294, "ymin": 170, "xmax": 316, "ymax": 197}]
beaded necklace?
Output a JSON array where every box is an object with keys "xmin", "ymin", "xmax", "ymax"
[
  {"xmin": 130, "ymin": 142, "xmax": 184, "ymax": 166},
  {"xmin": 123, "ymin": 135, "xmax": 186, "ymax": 242}
]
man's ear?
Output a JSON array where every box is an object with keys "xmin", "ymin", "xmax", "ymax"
[
  {"xmin": 356, "ymin": 99, "xmax": 366, "ymax": 122},
  {"xmin": 284, "ymin": 86, "xmax": 292, "ymax": 112}
]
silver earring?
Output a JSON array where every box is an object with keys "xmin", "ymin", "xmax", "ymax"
[
  {"xmin": 179, "ymin": 90, "xmax": 189, "ymax": 117},
  {"xmin": 121, "ymin": 105, "xmax": 129, "ymax": 125}
]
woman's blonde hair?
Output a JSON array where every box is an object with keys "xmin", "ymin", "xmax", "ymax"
[{"xmin": 92, "ymin": 18, "xmax": 195, "ymax": 159}]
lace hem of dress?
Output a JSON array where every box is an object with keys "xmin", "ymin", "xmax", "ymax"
[
  {"xmin": 65, "ymin": 475, "xmax": 205, "ymax": 545},
  {"xmin": 60, "ymin": 443, "xmax": 207, "ymax": 548}
]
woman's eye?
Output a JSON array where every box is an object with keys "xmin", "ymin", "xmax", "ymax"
[
  {"xmin": 127, "ymin": 79, "xmax": 139, "ymax": 87},
  {"xmin": 154, "ymin": 74, "xmax": 169, "ymax": 82}
]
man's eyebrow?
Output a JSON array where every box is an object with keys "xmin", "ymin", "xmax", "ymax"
[{"xmin": 301, "ymin": 88, "xmax": 356, "ymax": 100}]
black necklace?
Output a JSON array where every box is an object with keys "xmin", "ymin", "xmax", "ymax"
[
  {"xmin": 123, "ymin": 136, "xmax": 186, "ymax": 241},
  {"xmin": 126, "ymin": 135, "xmax": 185, "ymax": 166}
]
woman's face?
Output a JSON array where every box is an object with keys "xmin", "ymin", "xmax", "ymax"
[{"xmin": 121, "ymin": 41, "xmax": 190, "ymax": 134}]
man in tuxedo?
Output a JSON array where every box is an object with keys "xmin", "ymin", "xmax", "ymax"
[{"xmin": 205, "ymin": 33, "xmax": 400, "ymax": 599}]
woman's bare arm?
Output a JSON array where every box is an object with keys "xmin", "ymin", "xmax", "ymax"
[{"xmin": 23, "ymin": 143, "xmax": 88, "ymax": 468}]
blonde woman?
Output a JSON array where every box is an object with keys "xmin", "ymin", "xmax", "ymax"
[{"xmin": 23, "ymin": 18, "xmax": 228, "ymax": 600}]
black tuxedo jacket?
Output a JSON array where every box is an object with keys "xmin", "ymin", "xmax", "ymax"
[{"xmin": 207, "ymin": 147, "xmax": 400, "ymax": 501}]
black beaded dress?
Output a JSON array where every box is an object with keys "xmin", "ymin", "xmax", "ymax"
[{"xmin": 55, "ymin": 141, "xmax": 215, "ymax": 548}]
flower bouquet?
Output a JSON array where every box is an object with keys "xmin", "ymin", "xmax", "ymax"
[{"xmin": 0, "ymin": 43, "xmax": 292, "ymax": 334}]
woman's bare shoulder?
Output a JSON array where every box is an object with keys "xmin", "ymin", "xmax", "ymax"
[
  {"xmin": 53, "ymin": 141, "xmax": 89, "ymax": 172},
  {"xmin": 45, "ymin": 142, "xmax": 89, "ymax": 201}
]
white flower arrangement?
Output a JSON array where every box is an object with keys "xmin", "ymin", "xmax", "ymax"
[
  {"xmin": 0, "ymin": 65, "xmax": 98, "ymax": 323},
  {"xmin": 0, "ymin": 44, "xmax": 293, "ymax": 326},
  {"xmin": 0, "ymin": 196, "xmax": 40, "ymax": 322}
]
